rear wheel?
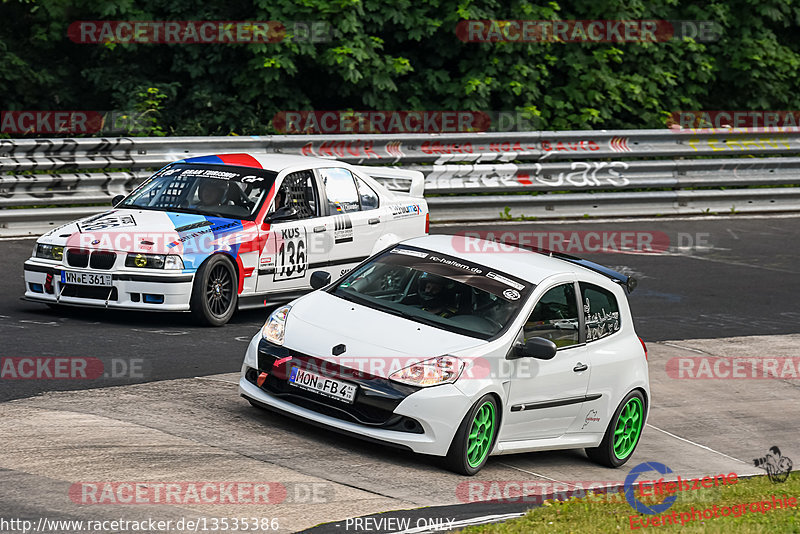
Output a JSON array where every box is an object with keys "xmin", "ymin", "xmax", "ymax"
[
  {"xmin": 586, "ymin": 390, "xmax": 645, "ymax": 467},
  {"xmin": 445, "ymin": 395, "xmax": 498, "ymax": 475},
  {"xmin": 190, "ymin": 255, "xmax": 238, "ymax": 326}
]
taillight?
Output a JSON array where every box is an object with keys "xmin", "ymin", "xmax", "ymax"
[
  {"xmin": 639, "ymin": 337, "xmax": 648, "ymax": 360},
  {"xmin": 425, "ymin": 212, "xmax": 430, "ymax": 233}
]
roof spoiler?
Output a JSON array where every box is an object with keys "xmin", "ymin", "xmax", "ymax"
[{"xmin": 499, "ymin": 241, "xmax": 638, "ymax": 294}]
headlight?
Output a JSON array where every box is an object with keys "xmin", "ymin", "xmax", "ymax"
[
  {"xmin": 125, "ymin": 253, "xmax": 184, "ymax": 270},
  {"xmin": 262, "ymin": 305, "xmax": 291, "ymax": 345},
  {"xmin": 389, "ymin": 355, "xmax": 464, "ymax": 387},
  {"xmin": 35, "ymin": 243, "xmax": 64, "ymax": 261}
]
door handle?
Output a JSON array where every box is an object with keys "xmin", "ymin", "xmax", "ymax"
[
  {"xmin": 573, "ymin": 362, "xmax": 588, "ymax": 372},
  {"xmin": 313, "ymin": 226, "xmax": 325, "ymax": 233},
  {"xmin": 368, "ymin": 217, "xmax": 380, "ymax": 225}
]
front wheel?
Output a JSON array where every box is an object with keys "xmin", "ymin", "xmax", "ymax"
[
  {"xmin": 445, "ymin": 395, "xmax": 498, "ymax": 475},
  {"xmin": 190, "ymin": 255, "xmax": 238, "ymax": 326},
  {"xmin": 586, "ymin": 390, "xmax": 645, "ymax": 467}
]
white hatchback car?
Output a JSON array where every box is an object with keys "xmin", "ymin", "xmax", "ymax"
[{"xmin": 239, "ymin": 234, "xmax": 649, "ymax": 474}]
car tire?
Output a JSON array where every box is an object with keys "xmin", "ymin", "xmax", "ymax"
[
  {"xmin": 444, "ymin": 394, "xmax": 499, "ymax": 475},
  {"xmin": 190, "ymin": 254, "xmax": 238, "ymax": 326},
  {"xmin": 586, "ymin": 390, "xmax": 645, "ymax": 468}
]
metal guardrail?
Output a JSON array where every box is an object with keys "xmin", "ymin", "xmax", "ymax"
[{"xmin": 2, "ymin": 129, "xmax": 800, "ymax": 235}]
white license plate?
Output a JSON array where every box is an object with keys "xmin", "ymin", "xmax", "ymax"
[
  {"xmin": 288, "ymin": 367, "xmax": 357, "ymax": 404},
  {"xmin": 60, "ymin": 271, "xmax": 112, "ymax": 287}
]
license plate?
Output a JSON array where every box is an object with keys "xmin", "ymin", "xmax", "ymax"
[
  {"xmin": 60, "ymin": 271, "xmax": 112, "ymax": 287},
  {"xmin": 288, "ymin": 367, "xmax": 357, "ymax": 404}
]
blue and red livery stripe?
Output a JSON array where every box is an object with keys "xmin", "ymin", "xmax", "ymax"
[{"xmin": 182, "ymin": 154, "xmax": 263, "ymax": 168}]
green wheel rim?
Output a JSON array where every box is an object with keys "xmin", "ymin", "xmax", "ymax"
[
  {"xmin": 613, "ymin": 397, "xmax": 643, "ymax": 460},
  {"xmin": 467, "ymin": 401, "xmax": 495, "ymax": 468}
]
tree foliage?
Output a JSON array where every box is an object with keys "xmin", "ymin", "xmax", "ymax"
[{"xmin": 2, "ymin": 0, "xmax": 800, "ymax": 134}]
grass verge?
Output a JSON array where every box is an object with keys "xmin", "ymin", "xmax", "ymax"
[{"xmin": 459, "ymin": 472, "xmax": 800, "ymax": 533}]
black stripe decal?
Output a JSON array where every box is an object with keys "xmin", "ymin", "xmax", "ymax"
[{"xmin": 510, "ymin": 393, "xmax": 602, "ymax": 412}]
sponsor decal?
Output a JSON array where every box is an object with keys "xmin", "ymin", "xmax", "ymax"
[
  {"xmin": 273, "ymin": 227, "xmax": 307, "ymax": 281},
  {"xmin": 582, "ymin": 409, "xmax": 601, "ymax": 429},
  {"xmin": 390, "ymin": 204, "xmax": 421, "ymax": 219},
  {"xmin": 334, "ymin": 215, "xmax": 353, "ymax": 244},
  {"xmin": 502, "ymin": 289, "xmax": 520, "ymax": 301},
  {"xmin": 78, "ymin": 214, "xmax": 136, "ymax": 232},
  {"xmin": 486, "ymin": 272, "xmax": 524, "ymax": 291},
  {"xmin": 389, "ymin": 248, "xmax": 429, "ymax": 259}
]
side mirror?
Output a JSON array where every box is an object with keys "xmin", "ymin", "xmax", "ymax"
[
  {"xmin": 112, "ymin": 194, "xmax": 125, "ymax": 207},
  {"xmin": 265, "ymin": 206, "xmax": 299, "ymax": 223},
  {"xmin": 508, "ymin": 337, "xmax": 558, "ymax": 360},
  {"xmin": 310, "ymin": 271, "xmax": 331, "ymax": 290}
]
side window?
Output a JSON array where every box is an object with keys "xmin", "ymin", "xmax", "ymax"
[
  {"xmin": 356, "ymin": 177, "xmax": 379, "ymax": 210},
  {"xmin": 320, "ymin": 168, "xmax": 360, "ymax": 214},
  {"xmin": 580, "ymin": 282, "xmax": 621, "ymax": 342},
  {"xmin": 275, "ymin": 170, "xmax": 318, "ymax": 220},
  {"xmin": 523, "ymin": 283, "xmax": 579, "ymax": 348}
]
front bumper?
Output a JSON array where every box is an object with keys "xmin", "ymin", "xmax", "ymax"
[
  {"xmin": 239, "ymin": 337, "xmax": 473, "ymax": 456},
  {"xmin": 23, "ymin": 260, "xmax": 194, "ymax": 311}
]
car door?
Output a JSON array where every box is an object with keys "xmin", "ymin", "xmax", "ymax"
[
  {"xmin": 257, "ymin": 169, "xmax": 323, "ymax": 292},
  {"xmin": 316, "ymin": 167, "xmax": 377, "ymax": 277},
  {"xmin": 576, "ymin": 281, "xmax": 628, "ymax": 433},
  {"xmin": 501, "ymin": 281, "xmax": 592, "ymax": 441}
]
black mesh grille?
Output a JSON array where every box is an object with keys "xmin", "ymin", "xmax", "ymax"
[
  {"xmin": 253, "ymin": 342, "xmax": 422, "ymax": 429},
  {"xmin": 89, "ymin": 251, "xmax": 116, "ymax": 270},
  {"xmin": 60, "ymin": 285, "xmax": 118, "ymax": 301},
  {"xmin": 66, "ymin": 249, "xmax": 89, "ymax": 267}
]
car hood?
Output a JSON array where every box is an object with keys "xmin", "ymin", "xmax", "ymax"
[
  {"xmin": 36, "ymin": 208, "xmax": 254, "ymax": 257},
  {"xmin": 283, "ymin": 291, "xmax": 486, "ymax": 378}
]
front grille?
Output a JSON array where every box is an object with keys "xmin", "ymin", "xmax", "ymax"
[
  {"xmin": 67, "ymin": 249, "xmax": 116, "ymax": 270},
  {"xmin": 60, "ymin": 285, "xmax": 118, "ymax": 301},
  {"xmin": 251, "ymin": 341, "xmax": 423, "ymax": 432},
  {"xmin": 66, "ymin": 248, "xmax": 89, "ymax": 267},
  {"xmin": 90, "ymin": 251, "xmax": 116, "ymax": 269}
]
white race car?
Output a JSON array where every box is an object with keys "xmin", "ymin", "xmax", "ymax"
[
  {"xmin": 23, "ymin": 153, "xmax": 428, "ymax": 325},
  {"xmin": 240, "ymin": 234, "xmax": 650, "ymax": 474}
]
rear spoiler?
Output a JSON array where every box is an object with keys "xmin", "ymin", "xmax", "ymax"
[
  {"xmin": 352, "ymin": 166, "xmax": 425, "ymax": 198},
  {"xmin": 501, "ymin": 241, "xmax": 638, "ymax": 294}
]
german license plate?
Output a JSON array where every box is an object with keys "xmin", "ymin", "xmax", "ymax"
[
  {"xmin": 60, "ymin": 271, "xmax": 112, "ymax": 287},
  {"xmin": 288, "ymin": 367, "xmax": 357, "ymax": 403}
]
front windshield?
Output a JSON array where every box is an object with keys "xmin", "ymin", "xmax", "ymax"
[
  {"xmin": 120, "ymin": 163, "xmax": 278, "ymax": 220},
  {"xmin": 332, "ymin": 246, "xmax": 534, "ymax": 340}
]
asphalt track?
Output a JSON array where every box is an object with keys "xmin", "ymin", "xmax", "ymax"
[
  {"xmin": 1, "ymin": 216, "xmax": 799, "ymax": 533},
  {"xmin": 3, "ymin": 216, "xmax": 800, "ymax": 401}
]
